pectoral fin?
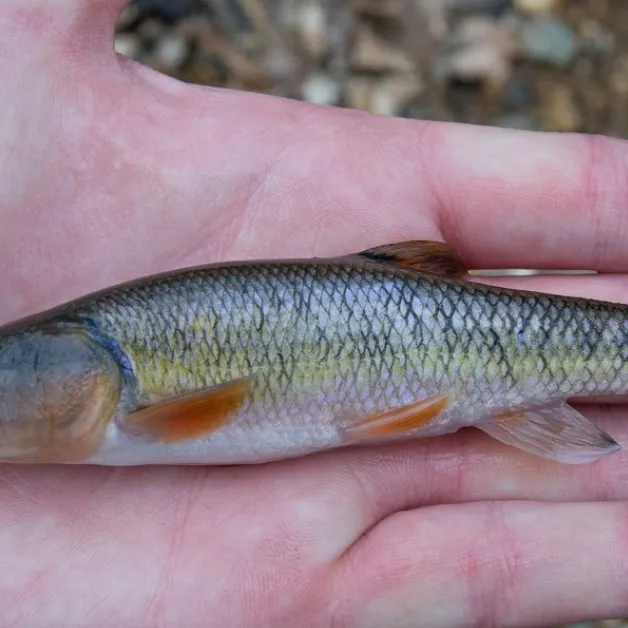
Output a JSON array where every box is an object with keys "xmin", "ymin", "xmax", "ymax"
[
  {"xmin": 356, "ymin": 240, "xmax": 467, "ymax": 278},
  {"xmin": 342, "ymin": 393, "xmax": 450, "ymax": 442},
  {"xmin": 124, "ymin": 378, "xmax": 251, "ymax": 443},
  {"xmin": 478, "ymin": 401, "xmax": 621, "ymax": 464}
]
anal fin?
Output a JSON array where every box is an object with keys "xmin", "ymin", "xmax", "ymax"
[
  {"xmin": 342, "ymin": 393, "xmax": 450, "ymax": 443},
  {"xmin": 478, "ymin": 401, "xmax": 621, "ymax": 464}
]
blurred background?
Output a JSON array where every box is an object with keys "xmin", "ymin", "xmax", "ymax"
[
  {"xmin": 114, "ymin": 2, "xmax": 627, "ymax": 627},
  {"xmin": 114, "ymin": 0, "xmax": 628, "ymax": 136}
]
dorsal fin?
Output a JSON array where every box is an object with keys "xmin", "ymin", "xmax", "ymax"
[{"xmin": 356, "ymin": 240, "xmax": 467, "ymax": 278}]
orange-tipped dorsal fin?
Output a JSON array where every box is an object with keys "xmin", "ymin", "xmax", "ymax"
[
  {"xmin": 123, "ymin": 378, "xmax": 251, "ymax": 443},
  {"xmin": 356, "ymin": 240, "xmax": 467, "ymax": 278}
]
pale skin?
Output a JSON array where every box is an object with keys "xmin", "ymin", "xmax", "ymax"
[{"xmin": 2, "ymin": 1, "xmax": 628, "ymax": 626}]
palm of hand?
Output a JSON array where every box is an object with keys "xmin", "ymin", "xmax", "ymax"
[{"xmin": 2, "ymin": 2, "xmax": 628, "ymax": 627}]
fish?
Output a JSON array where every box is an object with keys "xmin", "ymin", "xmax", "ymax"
[{"xmin": 0, "ymin": 239, "xmax": 624, "ymax": 466}]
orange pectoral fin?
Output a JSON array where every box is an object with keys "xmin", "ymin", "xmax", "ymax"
[
  {"xmin": 342, "ymin": 394, "xmax": 450, "ymax": 443},
  {"xmin": 124, "ymin": 378, "xmax": 251, "ymax": 443}
]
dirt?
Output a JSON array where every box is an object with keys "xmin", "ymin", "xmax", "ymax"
[{"xmin": 115, "ymin": 0, "xmax": 628, "ymax": 137}]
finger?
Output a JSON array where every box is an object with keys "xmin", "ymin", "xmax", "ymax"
[
  {"xmin": 333, "ymin": 500, "xmax": 628, "ymax": 628},
  {"xmin": 5, "ymin": 90, "xmax": 628, "ymax": 322},
  {"xmin": 3, "ymin": 5, "xmax": 628, "ymax": 308},
  {"xmin": 67, "ymin": 4, "xmax": 628, "ymax": 276},
  {"xmin": 425, "ymin": 124, "xmax": 628, "ymax": 272},
  {"xmin": 188, "ymin": 114, "xmax": 628, "ymax": 273},
  {"xmin": 214, "ymin": 405, "xmax": 628, "ymax": 562},
  {"xmin": 3, "ymin": 408, "xmax": 627, "ymax": 573},
  {"xmin": 470, "ymin": 273, "xmax": 628, "ymax": 304}
]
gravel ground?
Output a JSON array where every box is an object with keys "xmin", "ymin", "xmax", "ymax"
[
  {"xmin": 114, "ymin": 2, "xmax": 628, "ymax": 626},
  {"xmin": 115, "ymin": 0, "xmax": 628, "ymax": 136}
]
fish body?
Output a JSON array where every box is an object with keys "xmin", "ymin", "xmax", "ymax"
[{"xmin": 0, "ymin": 240, "xmax": 624, "ymax": 466}]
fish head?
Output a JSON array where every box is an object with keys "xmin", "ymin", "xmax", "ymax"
[{"xmin": 0, "ymin": 325, "xmax": 121, "ymax": 461}]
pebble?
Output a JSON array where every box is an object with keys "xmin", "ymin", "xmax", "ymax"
[
  {"xmin": 117, "ymin": 5, "xmax": 141, "ymax": 31},
  {"xmin": 114, "ymin": 33, "xmax": 141, "ymax": 59},
  {"xmin": 452, "ymin": 15, "xmax": 518, "ymax": 54},
  {"xmin": 520, "ymin": 16, "xmax": 577, "ymax": 65},
  {"xmin": 153, "ymin": 32, "xmax": 189, "ymax": 70},
  {"xmin": 346, "ymin": 76, "xmax": 374, "ymax": 111},
  {"xmin": 446, "ymin": 0, "xmax": 512, "ymax": 15},
  {"xmin": 297, "ymin": 1, "xmax": 328, "ymax": 60},
  {"xmin": 435, "ymin": 16, "xmax": 516, "ymax": 83},
  {"xmin": 501, "ymin": 75, "xmax": 536, "ymax": 108},
  {"xmin": 351, "ymin": 25, "xmax": 413, "ymax": 73},
  {"xmin": 493, "ymin": 112, "xmax": 539, "ymax": 130},
  {"xmin": 137, "ymin": 17, "xmax": 165, "ymax": 43},
  {"xmin": 346, "ymin": 73, "xmax": 423, "ymax": 115},
  {"xmin": 354, "ymin": 0, "xmax": 402, "ymax": 19},
  {"xmin": 399, "ymin": 95, "xmax": 454, "ymax": 121},
  {"xmin": 301, "ymin": 73, "xmax": 340, "ymax": 106},
  {"xmin": 435, "ymin": 42, "xmax": 510, "ymax": 83},
  {"xmin": 371, "ymin": 73, "xmax": 424, "ymax": 116},
  {"xmin": 514, "ymin": 0, "xmax": 557, "ymax": 14},
  {"xmin": 540, "ymin": 82, "xmax": 582, "ymax": 131},
  {"xmin": 611, "ymin": 57, "xmax": 628, "ymax": 96},
  {"xmin": 580, "ymin": 20, "xmax": 615, "ymax": 57},
  {"xmin": 132, "ymin": 0, "xmax": 192, "ymax": 19}
]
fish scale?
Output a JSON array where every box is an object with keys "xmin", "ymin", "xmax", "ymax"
[{"xmin": 0, "ymin": 240, "xmax": 625, "ymax": 465}]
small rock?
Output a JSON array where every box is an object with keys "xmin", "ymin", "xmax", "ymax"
[
  {"xmin": 580, "ymin": 20, "xmax": 615, "ymax": 57},
  {"xmin": 301, "ymin": 73, "xmax": 340, "ymax": 106},
  {"xmin": 153, "ymin": 32, "xmax": 190, "ymax": 70},
  {"xmin": 114, "ymin": 33, "xmax": 141, "ymax": 59},
  {"xmin": 611, "ymin": 56, "xmax": 628, "ymax": 96},
  {"xmin": 263, "ymin": 46, "xmax": 300, "ymax": 84},
  {"xmin": 501, "ymin": 75, "xmax": 536, "ymax": 108},
  {"xmin": 346, "ymin": 76, "xmax": 374, "ymax": 111},
  {"xmin": 493, "ymin": 112, "xmax": 539, "ymax": 130},
  {"xmin": 418, "ymin": 0, "xmax": 449, "ymax": 39},
  {"xmin": 573, "ymin": 57, "xmax": 594, "ymax": 78},
  {"xmin": 399, "ymin": 95, "xmax": 454, "ymax": 121},
  {"xmin": 514, "ymin": 0, "xmax": 557, "ymax": 14},
  {"xmin": 540, "ymin": 82, "xmax": 582, "ymax": 131},
  {"xmin": 451, "ymin": 15, "xmax": 519, "ymax": 54},
  {"xmin": 520, "ymin": 17, "xmax": 577, "ymax": 65},
  {"xmin": 132, "ymin": 0, "xmax": 192, "ymax": 20},
  {"xmin": 435, "ymin": 16, "xmax": 517, "ymax": 83},
  {"xmin": 351, "ymin": 25, "xmax": 414, "ymax": 73},
  {"xmin": 185, "ymin": 51, "xmax": 229, "ymax": 86},
  {"xmin": 137, "ymin": 18, "xmax": 165, "ymax": 43},
  {"xmin": 116, "ymin": 4, "xmax": 141, "ymax": 31},
  {"xmin": 447, "ymin": 0, "xmax": 512, "ymax": 15},
  {"xmin": 371, "ymin": 73, "xmax": 424, "ymax": 116},
  {"xmin": 435, "ymin": 43, "xmax": 511, "ymax": 83},
  {"xmin": 297, "ymin": 1, "xmax": 328, "ymax": 60},
  {"xmin": 347, "ymin": 74, "xmax": 423, "ymax": 115},
  {"xmin": 354, "ymin": 0, "xmax": 402, "ymax": 19}
]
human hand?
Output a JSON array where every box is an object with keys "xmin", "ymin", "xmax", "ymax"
[{"xmin": 2, "ymin": 2, "xmax": 628, "ymax": 626}]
